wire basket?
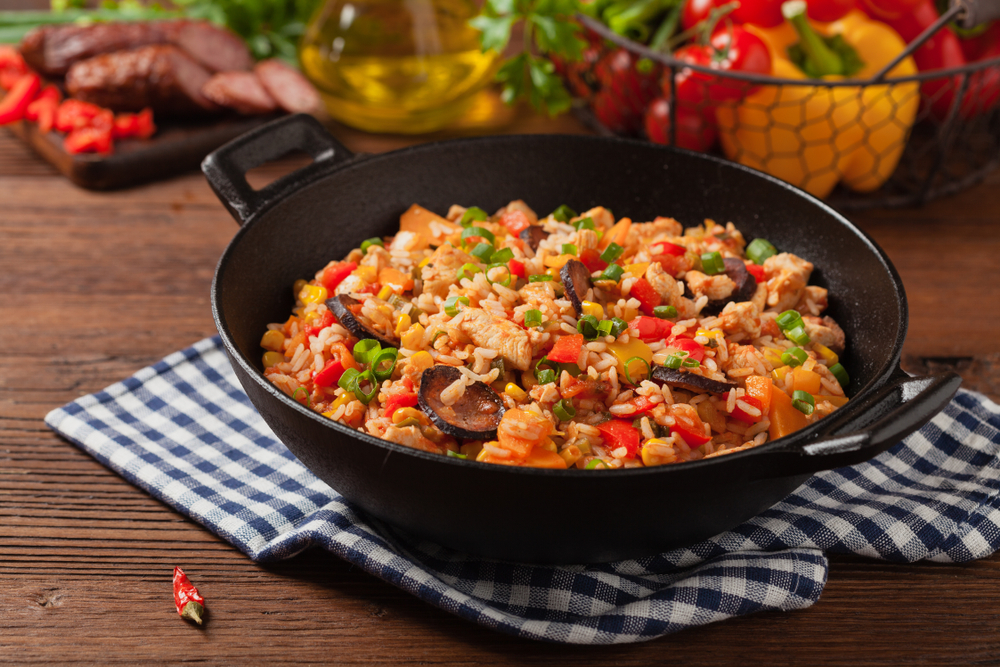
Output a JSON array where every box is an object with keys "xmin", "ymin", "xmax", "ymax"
[{"xmin": 565, "ymin": 7, "xmax": 1000, "ymax": 210}]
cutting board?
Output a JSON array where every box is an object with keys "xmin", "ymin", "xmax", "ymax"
[{"xmin": 5, "ymin": 112, "xmax": 283, "ymax": 190}]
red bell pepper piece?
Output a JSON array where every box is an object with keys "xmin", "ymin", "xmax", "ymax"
[
  {"xmin": 665, "ymin": 334, "xmax": 706, "ymax": 362},
  {"xmin": 579, "ymin": 248, "xmax": 608, "ymax": 273},
  {"xmin": 629, "ymin": 315, "xmax": 673, "ymax": 341},
  {"xmin": 313, "ymin": 358, "xmax": 346, "ymax": 388},
  {"xmin": 746, "ymin": 263, "xmax": 766, "ymax": 282},
  {"xmin": 671, "ymin": 416, "xmax": 711, "ymax": 446},
  {"xmin": 652, "ymin": 241, "xmax": 687, "ymax": 256},
  {"xmin": 0, "ymin": 46, "xmax": 29, "ymax": 91},
  {"xmin": 319, "ymin": 261, "xmax": 357, "ymax": 291},
  {"xmin": 626, "ymin": 395, "xmax": 658, "ymax": 415},
  {"xmin": 498, "ymin": 209, "xmax": 531, "ymax": 236},
  {"xmin": 25, "ymin": 86, "xmax": 61, "ymax": 133},
  {"xmin": 304, "ymin": 309, "xmax": 335, "ymax": 337},
  {"xmin": 508, "ymin": 258, "xmax": 526, "ymax": 280},
  {"xmin": 730, "ymin": 394, "xmax": 766, "ymax": 424},
  {"xmin": 112, "ymin": 108, "xmax": 156, "ymax": 140},
  {"xmin": 383, "ymin": 392, "xmax": 419, "ymax": 419},
  {"xmin": 53, "ymin": 99, "xmax": 105, "ymax": 133},
  {"xmin": 629, "ymin": 277, "xmax": 662, "ymax": 316},
  {"xmin": 596, "ymin": 419, "xmax": 642, "ymax": 458},
  {"xmin": 63, "ymin": 125, "xmax": 113, "ymax": 155},
  {"xmin": 0, "ymin": 73, "xmax": 41, "ymax": 125},
  {"xmin": 547, "ymin": 334, "xmax": 584, "ymax": 365}
]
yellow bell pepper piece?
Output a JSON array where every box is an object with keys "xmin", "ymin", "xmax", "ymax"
[
  {"xmin": 543, "ymin": 253, "xmax": 575, "ymax": 269},
  {"xmin": 354, "ymin": 265, "xmax": 377, "ymax": 284},
  {"xmin": 791, "ymin": 367, "xmax": 822, "ymax": 394},
  {"xmin": 607, "ymin": 338, "xmax": 653, "ymax": 381},
  {"xmin": 715, "ymin": 8, "xmax": 918, "ymax": 199},
  {"xmin": 625, "ymin": 262, "xmax": 649, "ymax": 278},
  {"xmin": 813, "ymin": 343, "xmax": 838, "ymax": 364}
]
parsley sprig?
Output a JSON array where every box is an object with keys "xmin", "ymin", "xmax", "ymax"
[{"xmin": 470, "ymin": 0, "xmax": 587, "ymax": 116}]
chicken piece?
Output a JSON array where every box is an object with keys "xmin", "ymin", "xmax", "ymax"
[
  {"xmin": 795, "ymin": 285, "xmax": 829, "ymax": 316},
  {"xmin": 574, "ymin": 206, "xmax": 614, "ymax": 230},
  {"xmin": 572, "ymin": 228, "xmax": 600, "ymax": 252},
  {"xmin": 495, "ymin": 199, "xmax": 538, "ymax": 224},
  {"xmin": 722, "ymin": 343, "xmax": 770, "ymax": 376},
  {"xmin": 420, "ymin": 243, "xmax": 475, "ymax": 299},
  {"xmin": 518, "ymin": 281, "xmax": 560, "ymax": 319},
  {"xmin": 630, "ymin": 216, "xmax": 683, "ymax": 243},
  {"xmin": 382, "ymin": 424, "xmax": 445, "ymax": 455},
  {"xmin": 456, "ymin": 307, "xmax": 532, "ymax": 370},
  {"xmin": 751, "ymin": 282, "xmax": 768, "ymax": 312},
  {"xmin": 359, "ymin": 245, "xmax": 391, "ymax": 271},
  {"xmin": 334, "ymin": 273, "xmax": 366, "ymax": 296},
  {"xmin": 685, "ymin": 270, "xmax": 736, "ymax": 302},
  {"xmin": 389, "ymin": 230, "xmax": 429, "ymax": 253},
  {"xmin": 763, "ymin": 252, "xmax": 813, "ymax": 311},
  {"xmin": 646, "ymin": 262, "xmax": 699, "ymax": 318},
  {"xmin": 803, "ymin": 315, "xmax": 846, "ymax": 354},
  {"xmin": 716, "ymin": 301, "xmax": 761, "ymax": 340}
]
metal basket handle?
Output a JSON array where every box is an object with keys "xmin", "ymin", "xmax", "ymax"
[{"xmin": 954, "ymin": 0, "xmax": 1000, "ymax": 28}]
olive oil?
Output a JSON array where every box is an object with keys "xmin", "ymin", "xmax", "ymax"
[{"xmin": 300, "ymin": 0, "xmax": 498, "ymax": 133}]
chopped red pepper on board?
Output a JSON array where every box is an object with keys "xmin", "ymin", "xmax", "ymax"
[
  {"xmin": 54, "ymin": 99, "xmax": 105, "ymax": 133},
  {"xmin": 596, "ymin": 419, "xmax": 641, "ymax": 458},
  {"xmin": 64, "ymin": 125, "xmax": 113, "ymax": 155},
  {"xmin": 629, "ymin": 277, "xmax": 662, "ymax": 316},
  {"xmin": 172, "ymin": 567, "xmax": 206, "ymax": 626},
  {"xmin": 546, "ymin": 334, "xmax": 584, "ymax": 365},
  {"xmin": 112, "ymin": 108, "xmax": 156, "ymax": 140},
  {"xmin": 24, "ymin": 86, "xmax": 61, "ymax": 134},
  {"xmin": 0, "ymin": 73, "xmax": 41, "ymax": 125}
]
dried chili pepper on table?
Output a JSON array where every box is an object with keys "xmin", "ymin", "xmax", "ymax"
[{"xmin": 172, "ymin": 566, "xmax": 206, "ymax": 626}]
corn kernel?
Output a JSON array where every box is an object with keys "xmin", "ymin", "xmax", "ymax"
[
  {"xmin": 545, "ymin": 267, "xmax": 559, "ymax": 278},
  {"xmin": 262, "ymin": 351, "xmax": 285, "ymax": 368},
  {"xmin": 298, "ymin": 283, "xmax": 328, "ymax": 305},
  {"xmin": 355, "ymin": 265, "xmax": 377, "ymax": 283},
  {"xmin": 813, "ymin": 343, "xmax": 838, "ymax": 364},
  {"xmin": 640, "ymin": 438, "xmax": 677, "ymax": 467},
  {"xmin": 581, "ymin": 301, "xmax": 605, "ymax": 319},
  {"xmin": 331, "ymin": 392, "xmax": 356, "ymax": 411},
  {"xmin": 392, "ymin": 406, "xmax": 426, "ymax": 426},
  {"xmin": 377, "ymin": 285, "xmax": 394, "ymax": 301},
  {"xmin": 418, "ymin": 255, "xmax": 432, "ymax": 268},
  {"xmin": 461, "ymin": 441, "xmax": 484, "ymax": 459},
  {"xmin": 394, "ymin": 313, "xmax": 412, "ymax": 338},
  {"xmin": 408, "ymin": 351, "xmax": 434, "ymax": 373},
  {"xmin": 476, "ymin": 445, "xmax": 492, "ymax": 462},
  {"xmin": 505, "ymin": 382, "xmax": 527, "ymax": 401},
  {"xmin": 401, "ymin": 323, "xmax": 425, "ymax": 349},
  {"xmin": 260, "ymin": 329, "xmax": 285, "ymax": 352}
]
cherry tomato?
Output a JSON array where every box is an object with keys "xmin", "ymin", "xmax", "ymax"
[
  {"xmin": 643, "ymin": 96, "xmax": 718, "ymax": 152},
  {"xmin": 731, "ymin": 0, "xmax": 785, "ymax": 27},
  {"xmin": 681, "ymin": 0, "xmax": 725, "ymax": 31},
  {"xmin": 707, "ymin": 26, "xmax": 772, "ymax": 102},
  {"xmin": 592, "ymin": 48, "xmax": 662, "ymax": 134}
]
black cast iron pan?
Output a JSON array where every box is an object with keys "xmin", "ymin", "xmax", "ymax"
[{"xmin": 202, "ymin": 114, "xmax": 961, "ymax": 564}]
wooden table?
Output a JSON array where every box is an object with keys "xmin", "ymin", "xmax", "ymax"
[{"xmin": 2, "ymin": 103, "xmax": 999, "ymax": 664}]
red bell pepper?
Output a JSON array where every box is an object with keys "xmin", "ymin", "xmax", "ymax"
[
  {"xmin": 24, "ymin": 85, "xmax": 61, "ymax": 134},
  {"xmin": 304, "ymin": 309, "xmax": 335, "ymax": 337},
  {"xmin": 0, "ymin": 46, "xmax": 29, "ymax": 91},
  {"xmin": 579, "ymin": 248, "xmax": 608, "ymax": 273},
  {"xmin": 670, "ymin": 414, "xmax": 712, "ymax": 446},
  {"xmin": 547, "ymin": 333, "xmax": 584, "ymax": 365},
  {"xmin": 0, "ymin": 73, "xmax": 41, "ymax": 125},
  {"xmin": 665, "ymin": 334, "xmax": 706, "ymax": 362},
  {"xmin": 508, "ymin": 258, "xmax": 527, "ymax": 280},
  {"xmin": 63, "ymin": 125, "xmax": 113, "ymax": 155},
  {"xmin": 805, "ymin": 0, "xmax": 857, "ymax": 22},
  {"xmin": 729, "ymin": 394, "xmax": 766, "ymax": 423},
  {"xmin": 54, "ymin": 99, "xmax": 105, "ymax": 133},
  {"xmin": 629, "ymin": 315, "xmax": 673, "ymax": 341},
  {"xmin": 499, "ymin": 209, "xmax": 531, "ymax": 236},
  {"xmin": 652, "ymin": 241, "xmax": 687, "ymax": 256},
  {"xmin": 746, "ymin": 263, "xmax": 766, "ymax": 282},
  {"xmin": 625, "ymin": 395, "xmax": 658, "ymax": 415},
  {"xmin": 596, "ymin": 419, "xmax": 642, "ymax": 458},
  {"xmin": 383, "ymin": 392, "xmax": 419, "ymax": 419},
  {"xmin": 313, "ymin": 358, "xmax": 346, "ymax": 388},
  {"xmin": 319, "ymin": 261, "xmax": 357, "ymax": 291},
  {"xmin": 629, "ymin": 277, "xmax": 662, "ymax": 316},
  {"xmin": 112, "ymin": 108, "xmax": 156, "ymax": 140}
]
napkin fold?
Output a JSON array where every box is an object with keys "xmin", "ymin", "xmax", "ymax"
[{"xmin": 45, "ymin": 336, "xmax": 1000, "ymax": 644}]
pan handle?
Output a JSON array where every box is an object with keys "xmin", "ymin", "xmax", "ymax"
[
  {"xmin": 201, "ymin": 113, "xmax": 354, "ymax": 226},
  {"xmin": 750, "ymin": 368, "xmax": 962, "ymax": 480}
]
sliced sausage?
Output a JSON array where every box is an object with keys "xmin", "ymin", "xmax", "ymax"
[
  {"xmin": 519, "ymin": 225, "xmax": 549, "ymax": 252},
  {"xmin": 254, "ymin": 59, "xmax": 321, "ymax": 114},
  {"xmin": 560, "ymin": 259, "xmax": 591, "ymax": 316},
  {"xmin": 165, "ymin": 20, "xmax": 254, "ymax": 73},
  {"xmin": 65, "ymin": 45, "xmax": 218, "ymax": 117},
  {"xmin": 698, "ymin": 259, "xmax": 758, "ymax": 316},
  {"xmin": 202, "ymin": 71, "xmax": 278, "ymax": 115},
  {"xmin": 651, "ymin": 366, "xmax": 737, "ymax": 395},
  {"xmin": 418, "ymin": 365, "xmax": 505, "ymax": 441},
  {"xmin": 326, "ymin": 294, "xmax": 397, "ymax": 349}
]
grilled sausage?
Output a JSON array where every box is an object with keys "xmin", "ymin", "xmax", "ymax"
[
  {"xmin": 202, "ymin": 71, "xmax": 278, "ymax": 115},
  {"xmin": 65, "ymin": 45, "xmax": 218, "ymax": 117},
  {"xmin": 254, "ymin": 59, "xmax": 321, "ymax": 114}
]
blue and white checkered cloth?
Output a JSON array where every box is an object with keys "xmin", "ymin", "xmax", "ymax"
[{"xmin": 45, "ymin": 336, "xmax": 1000, "ymax": 644}]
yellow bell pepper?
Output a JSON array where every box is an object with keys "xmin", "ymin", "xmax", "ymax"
[{"xmin": 716, "ymin": 5, "xmax": 918, "ymax": 199}]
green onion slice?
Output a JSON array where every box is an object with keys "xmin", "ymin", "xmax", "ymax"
[
  {"xmin": 370, "ymin": 347, "xmax": 398, "ymax": 382},
  {"xmin": 457, "ymin": 262, "xmax": 482, "ymax": 281},
  {"xmin": 351, "ymin": 369, "xmax": 379, "ymax": 404},
  {"xmin": 443, "ymin": 295, "xmax": 470, "ymax": 317},
  {"xmin": 447, "ymin": 450, "xmax": 468, "ymax": 459},
  {"xmin": 528, "ymin": 274, "xmax": 553, "ymax": 282},
  {"xmin": 491, "ymin": 358, "xmax": 505, "ymax": 375},
  {"xmin": 562, "ymin": 243, "xmax": 577, "ymax": 256},
  {"xmin": 609, "ymin": 317, "xmax": 628, "ymax": 338},
  {"xmin": 471, "ymin": 242, "xmax": 495, "ymax": 262},
  {"xmin": 585, "ymin": 458, "xmax": 608, "ymax": 469},
  {"xmin": 486, "ymin": 263, "xmax": 512, "ymax": 287},
  {"xmin": 792, "ymin": 390, "xmax": 815, "ymax": 415},
  {"xmin": 536, "ymin": 368, "xmax": 556, "ymax": 385},
  {"xmin": 353, "ymin": 339, "xmax": 381, "ymax": 365},
  {"xmin": 459, "ymin": 206, "xmax": 488, "ymax": 227},
  {"xmin": 776, "ymin": 310, "xmax": 804, "ymax": 331},
  {"xmin": 461, "ymin": 226, "xmax": 495, "ymax": 248},
  {"xmin": 489, "ymin": 247, "xmax": 514, "ymax": 264},
  {"xmin": 829, "ymin": 362, "xmax": 850, "ymax": 387},
  {"xmin": 553, "ymin": 399, "xmax": 576, "ymax": 421},
  {"xmin": 577, "ymin": 314, "xmax": 600, "ymax": 340},
  {"xmin": 360, "ymin": 237, "xmax": 384, "ymax": 253},
  {"xmin": 291, "ymin": 386, "xmax": 311, "ymax": 407},
  {"xmin": 624, "ymin": 356, "xmax": 650, "ymax": 385},
  {"xmin": 701, "ymin": 251, "xmax": 725, "ymax": 275},
  {"xmin": 551, "ymin": 205, "xmax": 577, "ymax": 222},
  {"xmin": 338, "ymin": 367, "xmax": 361, "ymax": 392},
  {"xmin": 746, "ymin": 238, "xmax": 777, "ymax": 265},
  {"xmin": 663, "ymin": 354, "xmax": 683, "ymax": 370},
  {"xmin": 596, "ymin": 319, "xmax": 614, "ymax": 336},
  {"xmin": 574, "ymin": 217, "xmax": 595, "ymax": 231},
  {"xmin": 525, "ymin": 309, "xmax": 543, "ymax": 328},
  {"xmin": 600, "ymin": 242, "xmax": 624, "ymax": 263},
  {"xmin": 786, "ymin": 325, "xmax": 811, "ymax": 347},
  {"xmin": 600, "ymin": 264, "xmax": 624, "ymax": 283},
  {"xmin": 682, "ymin": 358, "xmax": 700, "ymax": 368},
  {"xmin": 781, "ymin": 347, "xmax": 808, "ymax": 367},
  {"xmin": 653, "ymin": 305, "xmax": 677, "ymax": 319}
]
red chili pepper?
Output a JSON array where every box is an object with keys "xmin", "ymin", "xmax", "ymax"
[
  {"xmin": 498, "ymin": 209, "xmax": 532, "ymax": 236},
  {"xmin": 665, "ymin": 334, "xmax": 706, "ymax": 362},
  {"xmin": 383, "ymin": 392, "xmax": 419, "ymax": 420},
  {"xmin": 25, "ymin": 86, "xmax": 61, "ymax": 134},
  {"xmin": 0, "ymin": 73, "xmax": 41, "ymax": 125},
  {"xmin": 64, "ymin": 125, "xmax": 113, "ymax": 155},
  {"xmin": 112, "ymin": 108, "xmax": 156, "ymax": 140},
  {"xmin": 172, "ymin": 567, "xmax": 205, "ymax": 626},
  {"xmin": 547, "ymin": 333, "xmax": 585, "ymax": 364},
  {"xmin": 319, "ymin": 261, "xmax": 357, "ymax": 291},
  {"xmin": 596, "ymin": 419, "xmax": 642, "ymax": 458},
  {"xmin": 508, "ymin": 258, "xmax": 527, "ymax": 280},
  {"xmin": 304, "ymin": 309, "xmax": 335, "ymax": 337},
  {"xmin": 579, "ymin": 248, "xmax": 608, "ymax": 273},
  {"xmin": 629, "ymin": 277, "xmax": 662, "ymax": 316},
  {"xmin": 53, "ymin": 99, "xmax": 105, "ymax": 133},
  {"xmin": 629, "ymin": 315, "xmax": 674, "ymax": 341},
  {"xmin": 746, "ymin": 262, "xmax": 766, "ymax": 282},
  {"xmin": 730, "ymin": 394, "xmax": 766, "ymax": 423},
  {"xmin": 0, "ymin": 46, "xmax": 29, "ymax": 91}
]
